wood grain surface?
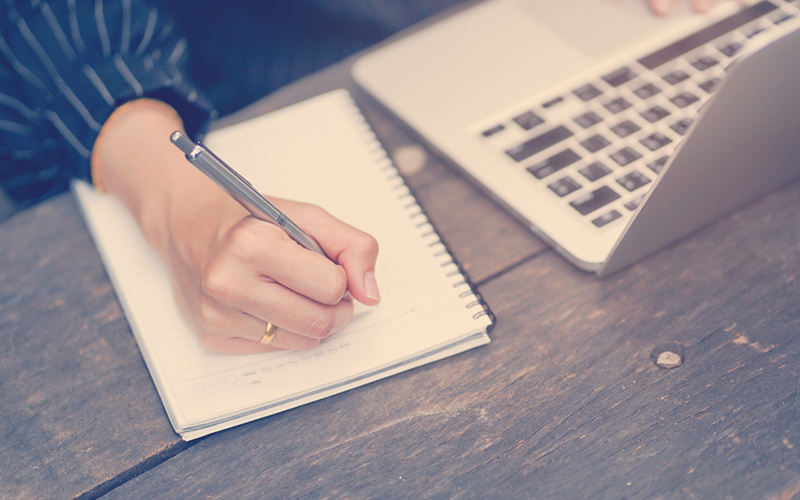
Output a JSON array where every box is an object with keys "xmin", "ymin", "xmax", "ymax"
[
  {"xmin": 97, "ymin": 175, "xmax": 800, "ymax": 500},
  {"xmin": 0, "ymin": 197, "xmax": 186, "ymax": 500}
]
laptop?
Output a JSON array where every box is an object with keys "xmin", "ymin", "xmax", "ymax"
[{"xmin": 352, "ymin": 0, "xmax": 800, "ymax": 276}]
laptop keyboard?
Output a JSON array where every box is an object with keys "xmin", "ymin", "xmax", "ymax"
[{"xmin": 477, "ymin": 0, "xmax": 799, "ymax": 229}]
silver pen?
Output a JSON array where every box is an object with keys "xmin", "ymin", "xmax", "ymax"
[{"xmin": 170, "ymin": 131, "xmax": 328, "ymax": 258}]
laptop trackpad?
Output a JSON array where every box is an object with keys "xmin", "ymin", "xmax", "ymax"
[{"xmin": 519, "ymin": 0, "xmax": 701, "ymax": 58}]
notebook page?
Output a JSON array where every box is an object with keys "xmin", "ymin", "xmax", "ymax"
[{"xmin": 73, "ymin": 90, "xmax": 491, "ymax": 440}]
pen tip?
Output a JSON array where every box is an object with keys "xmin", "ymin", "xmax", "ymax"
[{"xmin": 170, "ymin": 131, "xmax": 195, "ymax": 155}]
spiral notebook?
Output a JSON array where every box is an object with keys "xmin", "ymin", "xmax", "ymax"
[{"xmin": 72, "ymin": 89, "xmax": 493, "ymax": 440}]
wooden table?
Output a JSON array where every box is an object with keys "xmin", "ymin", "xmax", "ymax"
[{"xmin": 2, "ymin": 53, "xmax": 800, "ymax": 500}]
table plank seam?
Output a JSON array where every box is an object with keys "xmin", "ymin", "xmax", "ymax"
[
  {"xmin": 74, "ymin": 440, "xmax": 192, "ymax": 500},
  {"xmin": 474, "ymin": 249, "xmax": 550, "ymax": 287}
]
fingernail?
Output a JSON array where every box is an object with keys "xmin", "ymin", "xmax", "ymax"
[{"xmin": 364, "ymin": 271, "xmax": 381, "ymax": 302}]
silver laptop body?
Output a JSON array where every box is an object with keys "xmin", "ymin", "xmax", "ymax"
[{"xmin": 352, "ymin": 0, "xmax": 800, "ymax": 276}]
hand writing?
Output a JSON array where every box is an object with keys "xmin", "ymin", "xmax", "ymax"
[{"xmin": 92, "ymin": 99, "xmax": 380, "ymax": 354}]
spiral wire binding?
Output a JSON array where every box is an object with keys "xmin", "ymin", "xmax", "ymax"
[{"xmin": 337, "ymin": 90, "xmax": 496, "ymax": 332}]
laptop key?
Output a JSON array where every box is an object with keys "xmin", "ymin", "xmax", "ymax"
[
  {"xmin": 690, "ymin": 55, "xmax": 719, "ymax": 71},
  {"xmin": 593, "ymin": 210, "xmax": 622, "ymax": 227},
  {"xmin": 604, "ymin": 97, "xmax": 633, "ymax": 114},
  {"xmin": 670, "ymin": 118, "xmax": 694, "ymax": 135},
  {"xmin": 662, "ymin": 69, "xmax": 691, "ymax": 85},
  {"xmin": 603, "ymin": 67, "xmax": 638, "ymax": 87},
  {"xmin": 579, "ymin": 161, "xmax": 612, "ymax": 182},
  {"xmin": 745, "ymin": 25, "xmax": 765, "ymax": 38},
  {"xmin": 542, "ymin": 96, "xmax": 564, "ymax": 108},
  {"xmin": 482, "ymin": 124, "xmax": 505, "ymax": 137},
  {"xmin": 570, "ymin": 185, "xmax": 621, "ymax": 215},
  {"xmin": 670, "ymin": 91, "xmax": 700, "ymax": 108},
  {"xmin": 513, "ymin": 110, "xmax": 545, "ymax": 130},
  {"xmin": 506, "ymin": 125, "xmax": 574, "ymax": 162},
  {"xmin": 526, "ymin": 148, "xmax": 581, "ymax": 179},
  {"xmin": 610, "ymin": 147, "xmax": 642, "ymax": 166},
  {"xmin": 617, "ymin": 171, "xmax": 652, "ymax": 191},
  {"xmin": 610, "ymin": 120, "xmax": 641, "ymax": 138},
  {"xmin": 581, "ymin": 134, "xmax": 612, "ymax": 153},
  {"xmin": 574, "ymin": 111, "xmax": 603, "ymax": 129},
  {"xmin": 548, "ymin": 176, "xmax": 582, "ymax": 197},
  {"xmin": 718, "ymin": 41, "xmax": 742, "ymax": 57},
  {"xmin": 641, "ymin": 105, "xmax": 671, "ymax": 123},
  {"xmin": 640, "ymin": 132, "xmax": 673, "ymax": 151},
  {"xmin": 625, "ymin": 195, "xmax": 646, "ymax": 211},
  {"xmin": 773, "ymin": 12, "xmax": 795, "ymax": 24},
  {"xmin": 633, "ymin": 83, "xmax": 661, "ymax": 99},
  {"xmin": 647, "ymin": 155, "xmax": 669, "ymax": 174},
  {"xmin": 573, "ymin": 83, "xmax": 603, "ymax": 101},
  {"xmin": 698, "ymin": 77, "xmax": 720, "ymax": 93}
]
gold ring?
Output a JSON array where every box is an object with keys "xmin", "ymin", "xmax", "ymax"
[{"xmin": 260, "ymin": 322, "xmax": 278, "ymax": 345}]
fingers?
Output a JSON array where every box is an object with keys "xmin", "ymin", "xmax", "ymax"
[
  {"xmin": 171, "ymin": 196, "xmax": 380, "ymax": 355},
  {"xmin": 336, "ymin": 233, "xmax": 382, "ymax": 306},
  {"xmin": 200, "ymin": 322, "xmax": 327, "ymax": 354},
  {"xmin": 200, "ymin": 326, "xmax": 322, "ymax": 354},
  {"xmin": 231, "ymin": 280, "xmax": 355, "ymax": 341},
  {"xmin": 281, "ymin": 201, "xmax": 381, "ymax": 306},
  {"xmin": 320, "ymin": 226, "xmax": 381, "ymax": 307},
  {"xmin": 191, "ymin": 288, "xmax": 355, "ymax": 354},
  {"xmin": 209, "ymin": 216, "xmax": 350, "ymax": 306}
]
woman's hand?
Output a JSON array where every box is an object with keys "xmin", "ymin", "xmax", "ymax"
[
  {"xmin": 648, "ymin": 0, "xmax": 719, "ymax": 16},
  {"xmin": 165, "ymin": 189, "xmax": 380, "ymax": 354},
  {"xmin": 92, "ymin": 99, "xmax": 380, "ymax": 354}
]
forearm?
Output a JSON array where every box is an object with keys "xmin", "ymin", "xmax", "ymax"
[{"xmin": 91, "ymin": 99, "xmax": 221, "ymax": 260}]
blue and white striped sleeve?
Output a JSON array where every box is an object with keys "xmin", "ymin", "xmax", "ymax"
[{"xmin": 0, "ymin": 0, "xmax": 215, "ymax": 208}]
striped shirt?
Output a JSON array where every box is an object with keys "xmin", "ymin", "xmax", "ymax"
[
  {"xmin": 0, "ymin": 0, "xmax": 465, "ymax": 209},
  {"xmin": 0, "ymin": 0, "xmax": 213, "ymax": 208}
]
